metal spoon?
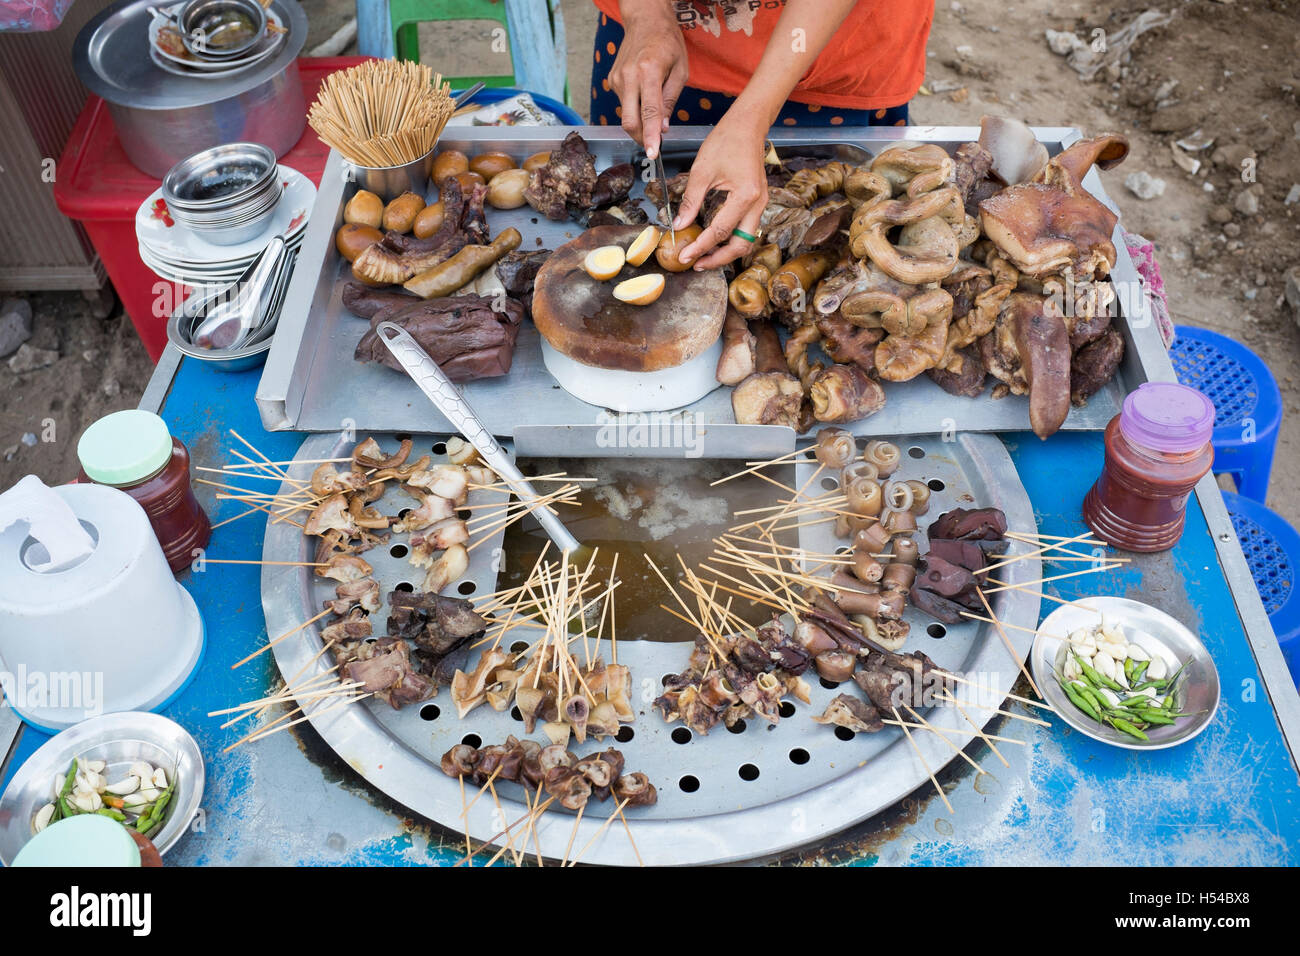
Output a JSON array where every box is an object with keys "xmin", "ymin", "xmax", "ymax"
[{"xmin": 191, "ymin": 234, "xmax": 288, "ymax": 351}]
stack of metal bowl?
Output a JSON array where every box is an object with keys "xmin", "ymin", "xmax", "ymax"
[{"xmin": 161, "ymin": 142, "xmax": 283, "ymax": 246}]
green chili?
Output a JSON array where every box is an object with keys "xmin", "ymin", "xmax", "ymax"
[
  {"xmin": 1062, "ymin": 680, "xmax": 1102, "ymax": 721},
  {"xmin": 1079, "ymin": 657, "xmax": 1124, "ymax": 692},
  {"xmin": 1108, "ymin": 716, "xmax": 1150, "ymax": 741}
]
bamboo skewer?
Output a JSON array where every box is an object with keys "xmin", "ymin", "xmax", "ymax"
[
  {"xmin": 454, "ymin": 797, "xmax": 557, "ymax": 867},
  {"xmin": 711, "ymin": 446, "xmax": 810, "ymax": 485},
  {"xmin": 892, "ymin": 706, "xmax": 953, "ymax": 814},
  {"xmin": 934, "ymin": 690, "xmax": 1051, "ymax": 728},
  {"xmin": 566, "ymin": 798, "xmax": 631, "ymax": 866},
  {"xmin": 934, "ymin": 670, "xmax": 1054, "ymax": 712},
  {"xmin": 977, "ymin": 587, "xmax": 1043, "ymax": 699},
  {"xmin": 901, "ymin": 704, "xmax": 986, "ymax": 775},
  {"xmin": 881, "ymin": 718, "xmax": 1025, "ymax": 746},
  {"xmin": 944, "ymin": 693, "xmax": 1010, "ymax": 767},
  {"xmin": 231, "ymin": 608, "xmax": 333, "ymax": 670},
  {"xmin": 980, "ymin": 562, "xmax": 1126, "ymax": 593}
]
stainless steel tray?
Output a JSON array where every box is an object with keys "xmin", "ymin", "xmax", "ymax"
[
  {"xmin": 261, "ymin": 430, "xmax": 1041, "ymax": 866},
  {"xmin": 256, "ymin": 126, "xmax": 1169, "ymax": 437}
]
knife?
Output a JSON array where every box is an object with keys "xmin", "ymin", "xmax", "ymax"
[
  {"xmin": 656, "ymin": 152, "xmax": 676, "ymax": 245},
  {"xmin": 375, "ymin": 321, "xmax": 582, "ymax": 555}
]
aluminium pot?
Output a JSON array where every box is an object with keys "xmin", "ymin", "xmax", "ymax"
[{"xmin": 73, "ymin": 0, "xmax": 308, "ymax": 178}]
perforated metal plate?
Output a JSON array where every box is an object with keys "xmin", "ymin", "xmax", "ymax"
[{"xmin": 262, "ymin": 432, "xmax": 1040, "ymax": 865}]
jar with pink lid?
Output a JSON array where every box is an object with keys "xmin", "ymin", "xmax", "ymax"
[{"xmin": 1082, "ymin": 382, "xmax": 1216, "ymax": 552}]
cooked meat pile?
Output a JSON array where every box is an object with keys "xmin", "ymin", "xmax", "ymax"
[
  {"xmin": 346, "ymin": 283, "xmax": 525, "ymax": 382},
  {"xmin": 523, "ymin": 131, "xmax": 644, "ymax": 226},
  {"xmin": 655, "ymin": 620, "xmax": 814, "ymax": 736},
  {"xmin": 667, "ymin": 114, "xmax": 1128, "ymax": 437},
  {"xmin": 440, "ymin": 738, "xmax": 657, "ymax": 811},
  {"xmin": 909, "ymin": 507, "xmax": 1010, "ymax": 624},
  {"xmin": 455, "ymin": 647, "xmax": 635, "ymax": 748}
]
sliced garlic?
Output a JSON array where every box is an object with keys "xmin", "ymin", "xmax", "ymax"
[
  {"xmin": 152, "ymin": 767, "xmax": 168, "ymax": 790},
  {"xmin": 1147, "ymin": 657, "xmax": 1168, "ymax": 681},
  {"xmin": 1125, "ymin": 643, "xmax": 1150, "ymax": 662},
  {"xmin": 33, "ymin": 803, "xmax": 56, "ymax": 834},
  {"xmin": 86, "ymin": 759, "xmax": 106, "ymax": 774},
  {"xmin": 105, "ymin": 777, "xmax": 140, "ymax": 796},
  {"xmin": 128, "ymin": 761, "xmax": 154, "ymax": 781}
]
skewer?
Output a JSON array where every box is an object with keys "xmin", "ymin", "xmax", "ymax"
[
  {"xmin": 1004, "ymin": 531, "xmax": 1112, "ymax": 563},
  {"xmin": 974, "ymin": 530, "xmax": 1106, "ymax": 576},
  {"xmin": 1011, "ymin": 530, "xmax": 1108, "ymax": 546},
  {"xmin": 880, "ymin": 718, "xmax": 1025, "ymax": 746},
  {"xmin": 244, "ymin": 692, "xmax": 373, "ymax": 743},
  {"xmin": 230, "ymin": 608, "xmax": 333, "ymax": 669},
  {"xmin": 560, "ymin": 804, "xmax": 585, "ymax": 867},
  {"xmin": 892, "ymin": 706, "xmax": 953, "ymax": 814},
  {"xmin": 222, "ymin": 457, "xmax": 351, "ymax": 469},
  {"xmin": 711, "ymin": 446, "xmax": 811, "ymax": 485},
  {"xmin": 732, "ymin": 492, "xmax": 847, "ymax": 517},
  {"xmin": 454, "ymin": 796, "xmax": 557, "ymax": 867},
  {"xmin": 566, "ymin": 798, "xmax": 631, "ymax": 866},
  {"xmin": 615, "ymin": 802, "xmax": 644, "ymax": 867},
  {"xmin": 959, "ymin": 610, "xmax": 1092, "ymax": 650},
  {"xmin": 932, "ymin": 669, "xmax": 1054, "ymax": 712},
  {"xmin": 459, "ymin": 774, "xmax": 472, "ymax": 864},
  {"xmin": 459, "ymin": 766, "xmax": 503, "ymax": 819},
  {"xmin": 983, "ymin": 577, "xmax": 1102, "ymax": 613},
  {"xmin": 977, "ymin": 587, "xmax": 1043, "ymax": 699},
  {"xmin": 980, "ymin": 562, "xmax": 1126, "ymax": 594},
  {"xmin": 934, "ymin": 690, "xmax": 1051, "ymax": 727},
  {"xmin": 943, "ymin": 693, "xmax": 1011, "ymax": 767},
  {"xmin": 200, "ymin": 559, "xmax": 327, "ymax": 567},
  {"xmin": 207, "ymin": 677, "xmax": 362, "ymax": 717},
  {"xmin": 487, "ymin": 779, "xmax": 523, "ymax": 867},
  {"xmin": 209, "ymin": 504, "xmax": 265, "ymax": 530},
  {"xmin": 901, "ymin": 704, "xmax": 986, "ymax": 775}
]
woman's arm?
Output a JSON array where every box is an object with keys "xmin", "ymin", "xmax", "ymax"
[
  {"xmin": 608, "ymin": 1, "xmax": 690, "ymax": 160},
  {"xmin": 677, "ymin": 0, "xmax": 860, "ymax": 270}
]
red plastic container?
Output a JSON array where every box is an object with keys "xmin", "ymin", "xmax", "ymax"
[{"xmin": 53, "ymin": 57, "xmax": 369, "ymax": 360}]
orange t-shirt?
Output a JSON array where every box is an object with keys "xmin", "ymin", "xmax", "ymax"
[{"xmin": 591, "ymin": 1, "xmax": 932, "ymax": 110}]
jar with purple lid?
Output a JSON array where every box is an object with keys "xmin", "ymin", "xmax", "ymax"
[{"xmin": 1082, "ymin": 382, "xmax": 1216, "ymax": 552}]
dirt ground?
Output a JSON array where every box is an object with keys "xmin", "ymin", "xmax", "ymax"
[{"xmin": 2, "ymin": 0, "xmax": 1297, "ymax": 526}]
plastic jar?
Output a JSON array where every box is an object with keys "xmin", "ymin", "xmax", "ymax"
[
  {"xmin": 76, "ymin": 410, "xmax": 210, "ymax": 572},
  {"xmin": 1082, "ymin": 382, "xmax": 1215, "ymax": 552}
]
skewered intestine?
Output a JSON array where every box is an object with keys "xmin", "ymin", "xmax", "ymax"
[{"xmin": 813, "ymin": 427, "xmax": 857, "ymax": 468}]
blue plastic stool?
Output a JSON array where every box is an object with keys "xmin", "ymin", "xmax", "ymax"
[
  {"xmin": 1170, "ymin": 325, "xmax": 1281, "ymax": 502},
  {"xmin": 1222, "ymin": 491, "xmax": 1300, "ymax": 688}
]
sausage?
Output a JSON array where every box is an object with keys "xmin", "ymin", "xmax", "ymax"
[{"xmin": 403, "ymin": 228, "xmax": 522, "ymax": 299}]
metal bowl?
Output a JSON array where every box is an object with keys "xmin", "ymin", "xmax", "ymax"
[
  {"xmin": 179, "ymin": 0, "xmax": 266, "ymax": 58},
  {"xmin": 0, "ymin": 712, "xmax": 205, "ymax": 864},
  {"xmin": 1030, "ymin": 596, "xmax": 1220, "ymax": 750},
  {"xmin": 166, "ymin": 285, "xmax": 276, "ymax": 371},
  {"xmin": 163, "ymin": 142, "xmax": 277, "ymax": 210}
]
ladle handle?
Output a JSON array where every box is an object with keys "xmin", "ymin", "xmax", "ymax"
[{"xmin": 375, "ymin": 322, "xmax": 581, "ymax": 554}]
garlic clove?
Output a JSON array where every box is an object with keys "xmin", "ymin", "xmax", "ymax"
[
  {"xmin": 136, "ymin": 787, "xmax": 160, "ymax": 803},
  {"xmin": 122, "ymin": 792, "xmax": 151, "ymax": 808},
  {"xmin": 105, "ymin": 777, "xmax": 140, "ymax": 796},
  {"xmin": 33, "ymin": 803, "xmax": 56, "ymax": 834},
  {"xmin": 1147, "ymin": 656, "xmax": 1168, "ymax": 681},
  {"xmin": 152, "ymin": 767, "xmax": 168, "ymax": 790},
  {"xmin": 128, "ymin": 761, "xmax": 154, "ymax": 781},
  {"xmin": 72, "ymin": 792, "xmax": 98, "ymax": 812},
  {"xmin": 1125, "ymin": 643, "xmax": 1150, "ymax": 662},
  {"xmin": 86, "ymin": 759, "xmax": 106, "ymax": 774},
  {"xmin": 52, "ymin": 775, "xmax": 65, "ymax": 801}
]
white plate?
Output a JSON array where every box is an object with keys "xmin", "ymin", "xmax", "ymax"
[
  {"xmin": 1030, "ymin": 596, "xmax": 1220, "ymax": 750},
  {"xmin": 148, "ymin": 3, "xmax": 284, "ymax": 72},
  {"xmin": 142, "ymin": 230, "xmax": 303, "ymax": 271},
  {"xmin": 136, "ymin": 165, "xmax": 314, "ymax": 265}
]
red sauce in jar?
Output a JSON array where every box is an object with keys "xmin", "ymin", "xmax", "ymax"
[
  {"xmin": 76, "ymin": 410, "xmax": 210, "ymax": 572},
  {"xmin": 1082, "ymin": 382, "xmax": 1215, "ymax": 552}
]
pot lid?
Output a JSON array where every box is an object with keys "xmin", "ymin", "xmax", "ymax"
[{"xmin": 73, "ymin": 0, "xmax": 307, "ymax": 111}]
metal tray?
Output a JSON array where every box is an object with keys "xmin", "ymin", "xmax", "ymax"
[
  {"xmin": 256, "ymin": 126, "xmax": 1168, "ymax": 437},
  {"xmin": 260, "ymin": 429, "xmax": 1041, "ymax": 865}
]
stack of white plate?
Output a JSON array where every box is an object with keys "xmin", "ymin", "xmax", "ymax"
[{"xmin": 136, "ymin": 164, "xmax": 315, "ymax": 288}]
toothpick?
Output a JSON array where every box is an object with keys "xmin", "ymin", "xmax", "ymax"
[
  {"xmin": 711, "ymin": 446, "xmax": 810, "ymax": 485},
  {"xmin": 934, "ymin": 690, "xmax": 1051, "ymax": 727},
  {"xmin": 560, "ymin": 804, "xmax": 585, "ymax": 866},
  {"xmin": 981, "ymin": 562, "xmax": 1126, "ymax": 594}
]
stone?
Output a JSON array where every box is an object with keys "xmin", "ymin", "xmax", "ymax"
[
  {"xmin": 20, "ymin": 432, "xmax": 36, "ymax": 447},
  {"xmin": 0, "ymin": 297, "xmax": 33, "ymax": 359},
  {"xmin": 1153, "ymin": 78, "xmax": 1180, "ymax": 101},
  {"xmin": 1286, "ymin": 184, "xmax": 1300, "ymax": 205},
  {"xmin": 1233, "ymin": 187, "xmax": 1261, "ymax": 216},
  {"xmin": 1148, "ymin": 103, "xmax": 1201, "ymax": 133},
  {"xmin": 3, "ymin": 445, "xmax": 17, "ymax": 462},
  {"xmin": 1209, "ymin": 205, "xmax": 1234, "ymax": 224},
  {"xmin": 1124, "ymin": 171, "xmax": 1166, "ymax": 200},
  {"xmin": 6, "ymin": 343, "xmax": 57, "ymax": 373},
  {"xmin": 1284, "ymin": 267, "xmax": 1300, "ymax": 320},
  {"xmin": 1223, "ymin": 222, "xmax": 1242, "ymax": 237},
  {"xmin": 1191, "ymin": 237, "xmax": 1215, "ymax": 260},
  {"xmin": 1211, "ymin": 142, "xmax": 1255, "ymax": 168}
]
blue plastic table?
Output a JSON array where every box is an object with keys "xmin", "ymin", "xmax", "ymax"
[{"xmin": 3, "ymin": 352, "xmax": 1298, "ymax": 866}]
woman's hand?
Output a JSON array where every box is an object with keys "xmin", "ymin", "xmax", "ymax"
[
  {"xmin": 608, "ymin": 3, "xmax": 689, "ymax": 159},
  {"xmin": 673, "ymin": 114, "xmax": 769, "ymax": 270}
]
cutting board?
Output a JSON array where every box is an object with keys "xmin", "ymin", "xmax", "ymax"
[{"xmin": 531, "ymin": 224, "xmax": 727, "ymax": 372}]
